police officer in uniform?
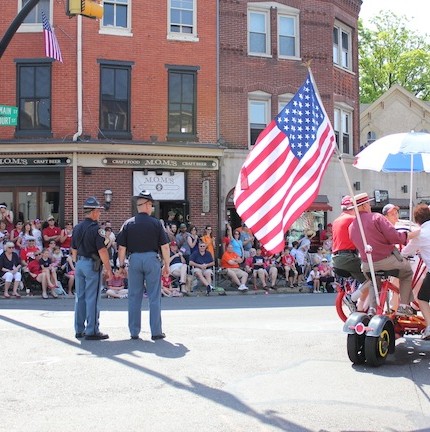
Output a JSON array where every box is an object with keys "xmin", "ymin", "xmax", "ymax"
[
  {"xmin": 71, "ymin": 197, "xmax": 113, "ymax": 340},
  {"xmin": 117, "ymin": 191, "xmax": 170, "ymax": 340}
]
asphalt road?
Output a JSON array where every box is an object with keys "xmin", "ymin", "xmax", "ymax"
[{"xmin": 1, "ymin": 293, "xmax": 429, "ymax": 432}]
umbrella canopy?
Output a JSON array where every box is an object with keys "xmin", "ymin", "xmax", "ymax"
[{"xmin": 354, "ymin": 132, "xmax": 430, "ymax": 172}]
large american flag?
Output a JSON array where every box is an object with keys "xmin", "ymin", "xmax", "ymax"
[
  {"xmin": 234, "ymin": 72, "xmax": 336, "ymax": 253},
  {"xmin": 42, "ymin": 11, "xmax": 63, "ymax": 63}
]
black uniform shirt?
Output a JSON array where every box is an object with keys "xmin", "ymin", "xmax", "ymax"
[
  {"xmin": 71, "ymin": 218, "xmax": 106, "ymax": 257},
  {"xmin": 117, "ymin": 213, "xmax": 169, "ymax": 253}
]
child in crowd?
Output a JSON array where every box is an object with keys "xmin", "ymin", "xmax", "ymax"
[
  {"xmin": 307, "ymin": 264, "xmax": 321, "ymax": 293},
  {"xmin": 281, "ymin": 248, "xmax": 298, "ymax": 288},
  {"xmin": 106, "ymin": 269, "xmax": 128, "ymax": 299}
]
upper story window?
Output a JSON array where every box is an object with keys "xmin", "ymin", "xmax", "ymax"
[
  {"xmin": 278, "ymin": 93, "xmax": 294, "ymax": 114},
  {"xmin": 248, "ymin": 10, "xmax": 270, "ymax": 56},
  {"xmin": 333, "ymin": 21, "xmax": 352, "ymax": 70},
  {"xmin": 168, "ymin": 0, "xmax": 198, "ymax": 42},
  {"xmin": 99, "ymin": 61, "xmax": 132, "ymax": 139},
  {"xmin": 334, "ymin": 106, "xmax": 353, "ymax": 155},
  {"xmin": 167, "ymin": 66, "xmax": 198, "ymax": 140},
  {"xmin": 249, "ymin": 91, "xmax": 271, "ymax": 146},
  {"xmin": 16, "ymin": 60, "xmax": 52, "ymax": 137},
  {"xmin": 278, "ymin": 14, "xmax": 299, "ymax": 58},
  {"xmin": 19, "ymin": 0, "xmax": 51, "ymax": 32},
  {"xmin": 100, "ymin": 0, "xmax": 132, "ymax": 35}
]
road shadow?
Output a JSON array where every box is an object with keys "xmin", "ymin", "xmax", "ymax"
[{"xmin": 0, "ymin": 313, "xmax": 311, "ymax": 432}]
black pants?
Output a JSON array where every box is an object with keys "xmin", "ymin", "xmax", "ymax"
[{"xmin": 418, "ymin": 272, "xmax": 430, "ymax": 302}]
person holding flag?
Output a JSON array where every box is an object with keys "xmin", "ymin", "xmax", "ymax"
[{"xmin": 234, "ymin": 70, "xmax": 336, "ymax": 254}]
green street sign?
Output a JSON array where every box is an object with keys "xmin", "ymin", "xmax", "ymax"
[{"xmin": 0, "ymin": 105, "xmax": 18, "ymax": 126}]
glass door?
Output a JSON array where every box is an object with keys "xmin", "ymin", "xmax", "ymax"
[{"xmin": 17, "ymin": 190, "xmax": 38, "ymax": 222}]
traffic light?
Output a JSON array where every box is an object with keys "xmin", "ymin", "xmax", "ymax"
[{"xmin": 67, "ymin": 0, "xmax": 103, "ymax": 19}]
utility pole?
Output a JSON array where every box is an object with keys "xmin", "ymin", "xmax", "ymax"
[{"xmin": 0, "ymin": 0, "xmax": 41, "ymax": 59}]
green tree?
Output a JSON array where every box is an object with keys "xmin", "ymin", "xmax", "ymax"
[{"xmin": 359, "ymin": 11, "xmax": 430, "ymax": 103}]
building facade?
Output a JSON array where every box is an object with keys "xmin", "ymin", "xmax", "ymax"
[
  {"xmin": 219, "ymin": 0, "xmax": 362, "ymax": 234},
  {"xmin": 0, "ymin": 0, "xmax": 364, "ymax": 246},
  {"xmin": 0, "ymin": 0, "xmax": 221, "ymax": 235}
]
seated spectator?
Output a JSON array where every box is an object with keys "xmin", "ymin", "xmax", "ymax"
[
  {"xmin": 20, "ymin": 237, "xmax": 40, "ymax": 271},
  {"xmin": 318, "ymin": 258, "xmax": 335, "ymax": 292},
  {"xmin": 227, "ymin": 223, "xmax": 245, "ymax": 258},
  {"xmin": 291, "ymin": 241, "xmax": 307, "ymax": 284},
  {"xmin": 27, "ymin": 250, "xmax": 58, "ymax": 299},
  {"xmin": 168, "ymin": 241, "xmax": 188, "ymax": 292},
  {"xmin": 244, "ymin": 248, "xmax": 256, "ymax": 276},
  {"xmin": 60, "ymin": 254, "xmax": 75, "ymax": 296},
  {"xmin": 42, "ymin": 215, "xmax": 61, "ymax": 247},
  {"xmin": 9, "ymin": 221, "xmax": 23, "ymax": 253},
  {"xmin": 60, "ymin": 221, "xmax": 73, "ymax": 254},
  {"xmin": 307, "ymin": 264, "xmax": 321, "ymax": 293},
  {"xmin": 0, "ymin": 220, "xmax": 10, "ymax": 254},
  {"xmin": 264, "ymin": 254, "xmax": 278, "ymax": 290},
  {"xmin": 106, "ymin": 269, "xmax": 128, "ymax": 299},
  {"xmin": 281, "ymin": 248, "xmax": 298, "ymax": 288},
  {"xmin": 253, "ymin": 248, "xmax": 268, "ymax": 290},
  {"xmin": 220, "ymin": 243, "xmax": 248, "ymax": 291},
  {"xmin": 0, "ymin": 242, "xmax": 22, "ymax": 298},
  {"xmin": 47, "ymin": 240, "xmax": 57, "ymax": 256},
  {"xmin": 51, "ymin": 246, "xmax": 63, "ymax": 268},
  {"xmin": 18, "ymin": 221, "xmax": 35, "ymax": 250},
  {"xmin": 39, "ymin": 248, "xmax": 60, "ymax": 290},
  {"xmin": 189, "ymin": 242, "xmax": 215, "ymax": 296}
]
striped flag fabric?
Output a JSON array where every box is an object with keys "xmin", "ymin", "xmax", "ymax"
[
  {"xmin": 233, "ymin": 71, "xmax": 336, "ymax": 253},
  {"xmin": 42, "ymin": 11, "xmax": 63, "ymax": 63}
]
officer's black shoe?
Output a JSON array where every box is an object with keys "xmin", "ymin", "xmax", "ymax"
[
  {"xmin": 151, "ymin": 333, "xmax": 166, "ymax": 341},
  {"xmin": 75, "ymin": 332, "xmax": 84, "ymax": 339},
  {"xmin": 85, "ymin": 332, "xmax": 109, "ymax": 340},
  {"xmin": 130, "ymin": 335, "xmax": 140, "ymax": 340}
]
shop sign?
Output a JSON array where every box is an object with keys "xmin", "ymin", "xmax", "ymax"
[
  {"xmin": 202, "ymin": 179, "xmax": 210, "ymax": 213},
  {"xmin": 103, "ymin": 157, "xmax": 218, "ymax": 170},
  {"xmin": 0, "ymin": 157, "xmax": 71, "ymax": 166},
  {"xmin": 374, "ymin": 190, "xmax": 389, "ymax": 205},
  {"xmin": 133, "ymin": 171, "xmax": 185, "ymax": 201}
]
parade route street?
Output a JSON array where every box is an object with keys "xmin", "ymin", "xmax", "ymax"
[{"xmin": 1, "ymin": 293, "xmax": 430, "ymax": 432}]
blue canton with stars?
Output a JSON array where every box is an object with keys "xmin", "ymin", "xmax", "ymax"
[{"xmin": 275, "ymin": 77, "xmax": 323, "ymax": 159}]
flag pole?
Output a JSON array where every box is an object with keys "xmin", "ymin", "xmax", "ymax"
[{"xmin": 335, "ymin": 148, "xmax": 379, "ymax": 306}]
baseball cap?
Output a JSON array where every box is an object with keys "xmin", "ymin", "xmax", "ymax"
[
  {"xmin": 47, "ymin": 215, "xmax": 55, "ymax": 221},
  {"xmin": 382, "ymin": 204, "xmax": 400, "ymax": 215}
]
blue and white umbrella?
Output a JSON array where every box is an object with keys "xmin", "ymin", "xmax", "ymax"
[
  {"xmin": 354, "ymin": 131, "xmax": 430, "ymax": 172},
  {"xmin": 354, "ymin": 131, "xmax": 430, "ymax": 220}
]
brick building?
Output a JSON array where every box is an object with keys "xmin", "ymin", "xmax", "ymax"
[
  {"xmin": 0, "ymin": 0, "xmax": 362, "ymax": 247},
  {"xmin": 0, "ymin": 0, "xmax": 220, "ymax": 236},
  {"xmin": 219, "ymin": 0, "xmax": 362, "ymax": 233}
]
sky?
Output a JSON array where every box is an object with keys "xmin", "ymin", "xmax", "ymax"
[{"xmin": 359, "ymin": 0, "xmax": 428, "ymax": 35}]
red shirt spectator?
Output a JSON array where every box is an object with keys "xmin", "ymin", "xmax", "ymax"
[
  {"xmin": 28, "ymin": 255, "xmax": 43, "ymax": 278},
  {"xmin": 43, "ymin": 216, "xmax": 61, "ymax": 247}
]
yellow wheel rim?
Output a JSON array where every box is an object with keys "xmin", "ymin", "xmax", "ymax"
[{"xmin": 378, "ymin": 329, "xmax": 390, "ymax": 357}]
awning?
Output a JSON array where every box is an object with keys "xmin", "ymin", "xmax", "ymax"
[{"xmin": 307, "ymin": 195, "xmax": 332, "ymax": 211}]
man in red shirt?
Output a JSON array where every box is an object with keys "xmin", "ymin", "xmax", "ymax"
[
  {"xmin": 43, "ymin": 215, "xmax": 61, "ymax": 247},
  {"xmin": 332, "ymin": 195, "xmax": 367, "ymax": 284}
]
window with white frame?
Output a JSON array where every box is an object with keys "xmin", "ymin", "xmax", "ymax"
[
  {"xmin": 278, "ymin": 93, "xmax": 294, "ymax": 114},
  {"xmin": 333, "ymin": 21, "xmax": 352, "ymax": 70},
  {"xmin": 101, "ymin": 0, "xmax": 131, "ymax": 35},
  {"xmin": 249, "ymin": 93, "xmax": 270, "ymax": 146},
  {"xmin": 278, "ymin": 14, "xmax": 299, "ymax": 58},
  {"xmin": 248, "ymin": 10, "xmax": 270, "ymax": 56},
  {"xmin": 334, "ymin": 107, "xmax": 353, "ymax": 155},
  {"xmin": 19, "ymin": 0, "xmax": 51, "ymax": 32},
  {"xmin": 168, "ymin": 0, "xmax": 197, "ymax": 41}
]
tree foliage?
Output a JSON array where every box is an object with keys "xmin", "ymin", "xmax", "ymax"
[{"xmin": 359, "ymin": 11, "xmax": 430, "ymax": 103}]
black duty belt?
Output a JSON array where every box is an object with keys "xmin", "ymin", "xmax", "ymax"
[{"xmin": 333, "ymin": 249, "xmax": 357, "ymax": 255}]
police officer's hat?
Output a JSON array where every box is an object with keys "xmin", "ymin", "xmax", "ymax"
[
  {"xmin": 83, "ymin": 196, "xmax": 104, "ymax": 209},
  {"xmin": 134, "ymin": 190, "xmax": 154, "ymax": 201}
]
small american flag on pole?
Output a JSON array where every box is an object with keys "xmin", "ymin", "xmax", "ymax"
[
  {"xmin": 233, "ymin": 71, "xmax": 336, "ymax": 254},
  {"xmin": 42, "ymin": 11, "xmax": 63, "ymax": 63}
]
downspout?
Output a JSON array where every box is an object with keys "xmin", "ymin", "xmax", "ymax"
[
  {"xmin": 73, "ymin": 15, "xmax": 83, "ymax": 142},
  {"xmin": 72, "ymin": 16, "xmax": 82, "ymax": 225},
  {"xmin": 216, "ymin": 0, "xmax": 223, "ymax": 257}
]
